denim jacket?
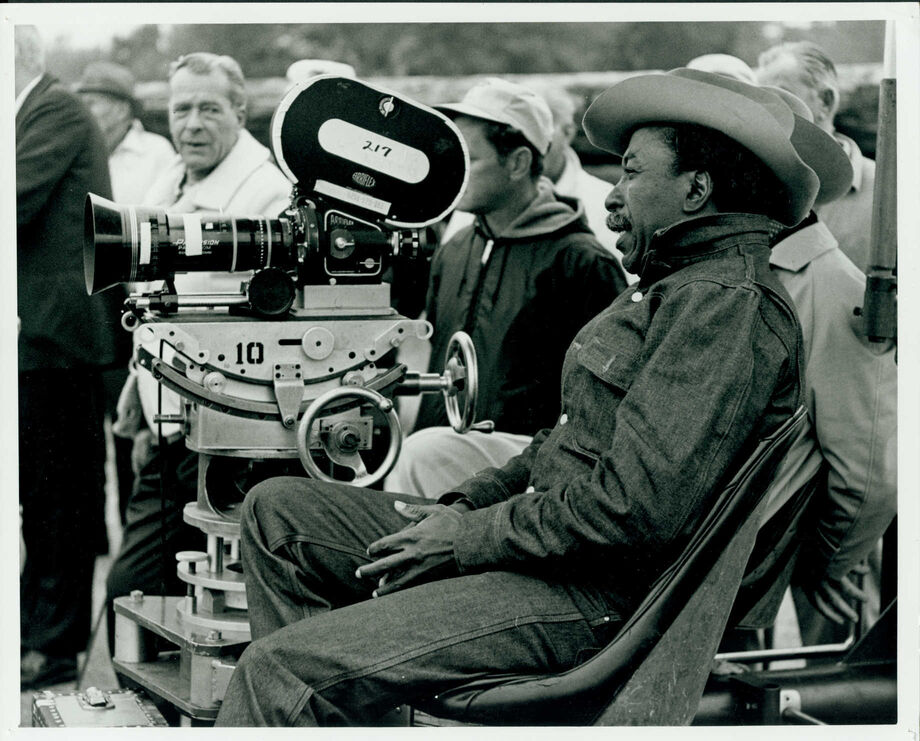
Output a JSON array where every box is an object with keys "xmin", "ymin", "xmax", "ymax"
[{"xmin": 446, "ymin": 213, "xmax": 804, "ymax": 616}]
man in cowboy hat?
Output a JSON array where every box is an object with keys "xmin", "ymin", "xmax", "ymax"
[
  {"xmin": 76, "ymin": 61, "xmax": 175, "ymax": 205},
  {"xmin": 214, "ymin": 69, "xmax": 810, "ymax": 726}
]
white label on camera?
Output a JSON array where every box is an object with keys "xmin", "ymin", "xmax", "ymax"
[
  {"xmin": 139, "ymin": 221, "xmax": 152, "ymax": 265},
  {"xmin": 314, "ymin": 180, "xmax": 391, "ymax": 215},
  {"xmin": 184, "ymin": 214, "xmax": 203, "ymax": 256},
  {"xmin": 317, "ymin": 119, "xmax": 430, "ymax": 184}
]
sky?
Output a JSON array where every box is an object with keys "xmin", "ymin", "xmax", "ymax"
[{"xmin": 41, "ymin": 21, "xmax": 146, "ymax": 49}]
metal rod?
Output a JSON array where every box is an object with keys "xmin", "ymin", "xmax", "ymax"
[
  {"xmin": 129, "ymin": 293, "xmax": 249, "ymax": 309},
  {"xmin": 715, "ymin": 633, "xmax": 855, "ymax": 663},
  {"xmin": 395, "ymin": 373, "xmax": 449, "ymax": 395},
  {"xmin": 207, "ymin": 534, "xmax": 217, "ymax": 570},
  {"xmin": 782, "ymin": 708, "xmax": 827, "ymax": 725},
  {"xmin": 214, "ymin": 536, "xmax": 224, "ymax": 573},
  {"xmin": 860, "ymin": 20, "xmax": 897, "ymax": 342}
]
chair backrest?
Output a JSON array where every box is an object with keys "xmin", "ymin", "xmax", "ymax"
[
  {"xmin": 414, "ymin": 407, "xmax": 808, "ymax": 726},
  {"xmin": 729, "ymin": 466, "xmax": 826, "ymax": 629}
]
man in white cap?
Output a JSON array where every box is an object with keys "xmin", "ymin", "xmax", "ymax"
[
  {"xmin": 756, "ymin": 41, "xmax": 875, "ymax": 273},
  {"xmin": 386, "ymin": 80, "xmax": 657, "ymax": 499},
  {"xmin": 409, "ymin": 78, "xmax": 626, "ymax": 434},
  {"xmin": 215, "ymin": 69, "xmax": 810, "ymax": 726},
  {"xmin": 439, "ymin": 84, "xmax": 634, "ymax": 277},
  {"xmin": 75, "ymin": 61, "xmax": 175, "ymax": 204}
]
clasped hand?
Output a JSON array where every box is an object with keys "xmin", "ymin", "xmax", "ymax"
[
  {"xmin": 356, "ymin": 501, "xmax": 465, "ymax": 597},
  {"xmin": 806, "ymin": 563, "xmax": 870, "ymax": 624}
]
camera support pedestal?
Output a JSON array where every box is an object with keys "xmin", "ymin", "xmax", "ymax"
[
  {"xmin": 112, "ymin": 593, "xmax": 245, "ymax": 723},
  {"xmin": 111, "ymin": 453, "xmax": 256, "ymax": 722}
]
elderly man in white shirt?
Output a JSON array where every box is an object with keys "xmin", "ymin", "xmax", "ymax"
[
  {"xmin": 755, "ymin": 41, "xmax": 877, "ymax": 274},
  {"xmin": 105, "ymin": 52, "xmax": 293, "ymax": 647}
]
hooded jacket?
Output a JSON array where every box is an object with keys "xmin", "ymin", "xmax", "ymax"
[{"xmin": 416, "ymin": 179, "xmax": 627, "ymax": 434}]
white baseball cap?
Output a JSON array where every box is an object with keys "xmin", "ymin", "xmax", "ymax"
[
  {"xmin": 285, "ymin": 59, "xmax": 356, "ymax": 83},
  {"xmin": 436, "ymin": 77, "xmax": 554, "ymax": 155}
]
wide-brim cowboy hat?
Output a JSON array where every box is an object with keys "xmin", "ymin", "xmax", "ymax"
[
  {"xmin": 762, "ymin": 85, "xmax": 853, "ymax": 205},
  {"xmin": 583, "ymin": 67, "xmax": 820, "ymax": 225}
]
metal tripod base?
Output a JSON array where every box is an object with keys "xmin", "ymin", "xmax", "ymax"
[{"xmin": 112, "ymin": 595, "xmax": 248, "ymax": 722}]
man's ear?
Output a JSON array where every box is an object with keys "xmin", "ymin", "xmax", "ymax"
[
  {"xmin": 817, "ymin": 86, "xmax": 839, "ymax": 123},
  {"xmin": 506, "ymin": 146, "xmax": 534, "ymax": 181},
  {"xmin": 561, "ymin": 121, "xmax": 578, "ymax": 145},
  {"xmin": 683, "ymin": 170, "xmax": 714, "ymax": 214},
  {"xmin": 115, "ymin": 99, "xmax": 133, "ymax": 124},
  {"xmin": 235, "ymin": 105, "xmax": 247, "ymax": 128}
]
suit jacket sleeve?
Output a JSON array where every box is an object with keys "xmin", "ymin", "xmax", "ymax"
[{"xmin": 17, "ymin": 88, "xmax": 92, "ymax": 227}]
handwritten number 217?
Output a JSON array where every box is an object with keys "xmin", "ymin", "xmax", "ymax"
[{"xmin": 363, "ymin": 141, "xmax": 391, "ymax": 157}]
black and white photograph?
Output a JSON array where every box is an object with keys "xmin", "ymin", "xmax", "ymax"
[{"xmin": 3, "ymin": 2, "xmax": 918, "ymax": 734}]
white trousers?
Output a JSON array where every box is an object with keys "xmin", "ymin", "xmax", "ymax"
[{"xmin": 384, "ymin": 426, "xmax": 532, "ymax": 499}]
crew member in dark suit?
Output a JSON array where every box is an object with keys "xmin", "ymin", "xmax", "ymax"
[{"xmin": 16, "ymin": 25, "xmax": 127, "ymax": 689}]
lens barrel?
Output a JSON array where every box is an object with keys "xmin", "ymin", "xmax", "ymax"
[{"xmin": 84, "ymin": 194, "xmax": 294, "ymax": 294}]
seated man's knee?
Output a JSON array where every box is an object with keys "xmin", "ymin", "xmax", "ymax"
[
  {"xmin": 241, "ymin": 475, "xmax": 341, "ymax": 543},
  {"xmin": 242, "ymin": 476, "xmax": 301, "ymax": 535},
  {"xmin": 386, "ymin": 427, "xmax": 463, "ymax": 497}
]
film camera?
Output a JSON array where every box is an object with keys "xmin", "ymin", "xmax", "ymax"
[{"xmin": 84, "ymin": 76, "xmax": 480, "ymax": 721}]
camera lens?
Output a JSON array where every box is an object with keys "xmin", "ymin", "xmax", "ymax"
[{"xmin": 84, "ymin": 194, "xmax": 294, "ymax": 294}]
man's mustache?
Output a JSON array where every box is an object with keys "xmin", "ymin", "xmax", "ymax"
[{"xmin": 606, "ymin": 211, "xmax": 631, "ymax": 232}]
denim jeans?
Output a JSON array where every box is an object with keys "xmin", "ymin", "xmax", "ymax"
[{"xmin": 215, "ymin": 477, "xmax": 620, "ymax": 726}]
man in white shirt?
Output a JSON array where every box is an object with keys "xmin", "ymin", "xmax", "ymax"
[
  {"xmin": 76, "ymin": 62, "xmax": 177, "ymax": 526},
  {"xmin": 76, "ymin": 61, "xmax": 175, "ymax": 204},
  {"xmin": 105, "ymin": 52, "xmax": 292, "ymax": 646}
]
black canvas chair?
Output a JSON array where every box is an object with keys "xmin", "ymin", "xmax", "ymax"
[{"xmin": 412, "ymin": 406, "xmax": 808, "ymax": 726}]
